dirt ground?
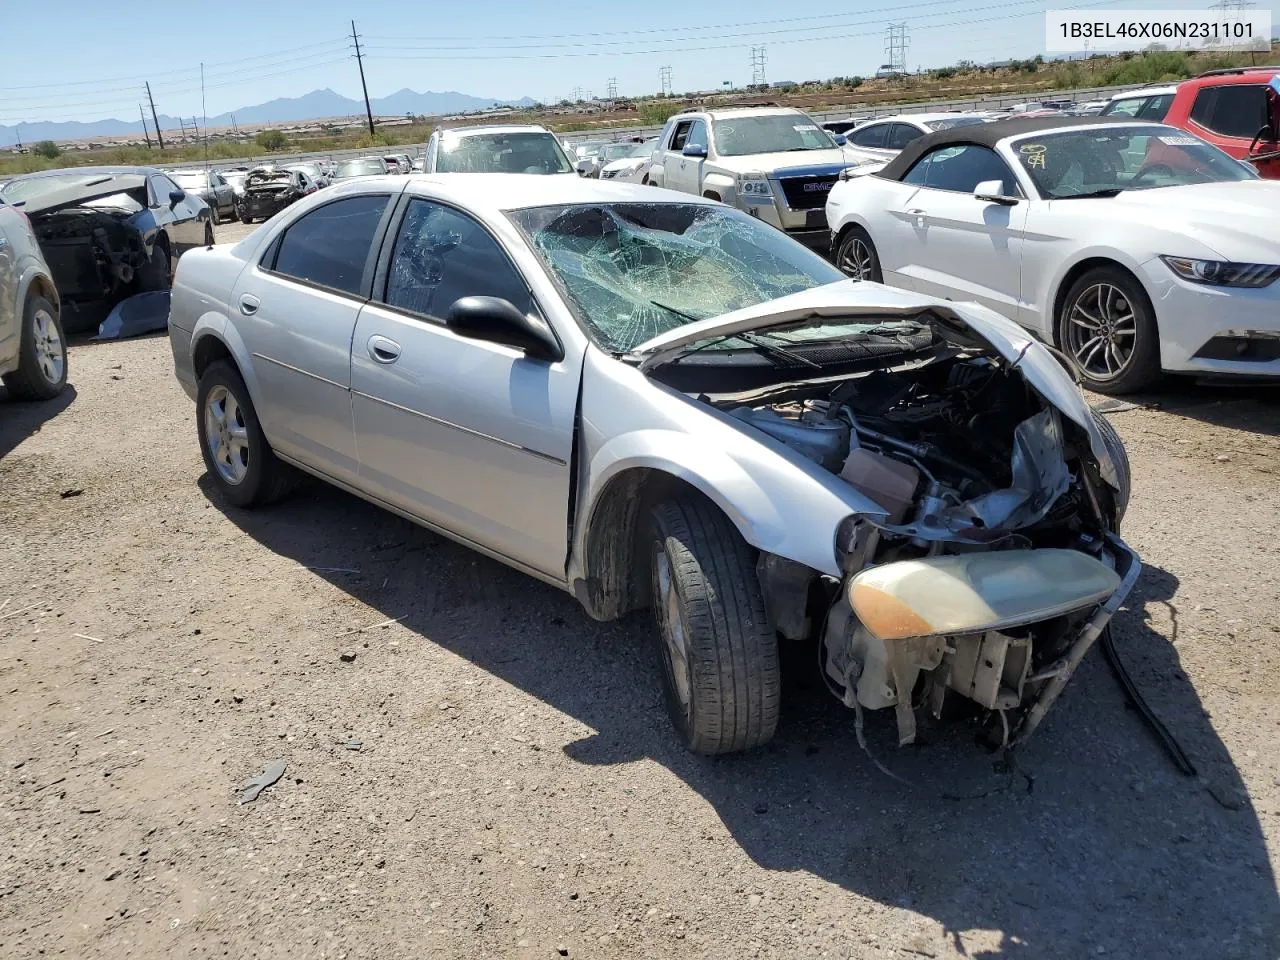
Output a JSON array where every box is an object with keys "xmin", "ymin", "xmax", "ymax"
[{"xmin": 2, "ymin": 223, "xmax": 1278, "ymax": 959}]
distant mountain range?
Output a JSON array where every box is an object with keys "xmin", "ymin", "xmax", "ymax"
[{"xmin": 0, "ymin": 88, "xmax": 538, "ymax": 147}]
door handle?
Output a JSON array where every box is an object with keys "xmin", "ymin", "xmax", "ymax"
[
  {"xmin": 238, "ymin": 294, "xmax": 260, "ymax": 316},
  {"xmin": 907, "ymin": 208, "xmax": 928, "ymax": 227},
  {"xmin": 368, "ymin": 335, "xmax": 401, "ymax": 364}
]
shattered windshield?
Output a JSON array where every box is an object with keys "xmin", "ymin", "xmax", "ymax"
[
  {"xmin": 437, "ymin": 132, "xmax": 573, "ymax": 174},
  {"xmin": 1013, "ymin": 125, "xmax": 1253, "ymax": 198},
  {"xmin": 507, "ymin": 202, "xmax": 844, "ymax": 352},
  {"xmin": 713, "ymin": 115, "xmax": 837, "ymax": 156},
  {"xmin": 925, "ymin": 116, "xmax": 989, "ymax": 131}
]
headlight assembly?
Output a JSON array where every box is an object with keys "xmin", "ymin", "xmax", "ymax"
[
  {"xmin": 1160, "ymin": 256, "xmax": 1280, "ymax": 288},
  {"xmin": 737, "ymin": 175, "xmax": 773, "ymax": 204}
]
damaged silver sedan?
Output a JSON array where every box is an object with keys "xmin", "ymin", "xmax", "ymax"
[{"xmin": 167, "ymin": 176, "xmax": 1138, "ymax": 756}]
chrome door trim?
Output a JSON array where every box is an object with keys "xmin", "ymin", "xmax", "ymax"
[
  {"xmin": 273, "ymin": 449, "xmax": 571, "ymax": 591},
  {"xmin": 351, "ymin": 389, "xmax": 568, "ymax": 466},
  {"xmin": 252, "ymin": 352, "xmax": 347, "ymax": 391}
]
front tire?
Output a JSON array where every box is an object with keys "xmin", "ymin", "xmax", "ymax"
[
  {"xmin": 1058, "ymin": 266, "xmax": 1160, "ymax": 394},
  {"xmin": 2, "ymin": 295, "xmax": 67, "ymax": 401},
  {"xmin": 196, "ymin": 360, "xmax": 296, "ymax": 508},
  {"xmin": 834, "ymin": 226, "xmax": 882, "ymax": 282},
  {"xmin": 648, "ymin": 496, "xmax": 780, "ymax": 755},
  {"xmin": 209, "ymin": 203, "xmax": 221, "ymax": 226}
]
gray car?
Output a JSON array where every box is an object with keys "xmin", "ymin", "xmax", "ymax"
[
  {"xmin": 167, "ymin": 175, "xmax": 1137, "ymax": 758},
  {"xmin": 0, "ymin": 196, "xmax": 67, "ymax": 400},
  {"xmin": 168, "ymin": 169, "xmax": 237, "ymax": 224}
]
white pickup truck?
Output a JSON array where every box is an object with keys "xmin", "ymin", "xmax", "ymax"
[{"xmin": 647, "ymin": 106, "xmax": 881, "ymax": 254}]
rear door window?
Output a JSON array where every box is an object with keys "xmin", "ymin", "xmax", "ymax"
[
  {"xmin": 1135, "ymin": 93, "xmax": 1175, "ymax": 121},
  {"xmin": 887, "ymin": 123, "xmax": 924, "ymax": 150},
  {"xmin": 849, "ymin": 122, "xmax": 889, "ymax": 148},
  {"xmin": 1189, "ymin": 84, "xmax": 1269, "ymax": 139},
  {"xmin": 267, "ymin": 194, "xmax": 390, "ymax": 296}
]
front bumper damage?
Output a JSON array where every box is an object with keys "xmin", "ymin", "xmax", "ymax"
[{"xmin": 823, "ymin": 533, "xmax": 1141, "ymax": 748}]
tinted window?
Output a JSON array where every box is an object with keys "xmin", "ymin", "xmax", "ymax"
[
  {"xmin": 435, "ymin": 131, "xmax": 573, "ymax": 174},
  {"xmin": 887, "ymin": 123, "xmax": 923, "ymax": 150},
  {"xmin": 1189, "ymin": 84, "xmax": 1268, "ymax": 139},
  {"xmin": 919, "ymin": 145, "xmax": 1017, "ymax": 194},
  {"xmin": 850, "ymin": 123, "xmax": 889, "ymax": 148},
  {"xmin": 384, "ymin": 199, "xmax": 530, "ymax": 320},
  {"xmin": 271, "ymin": 195, "xmax": 389, "ymax": 295},
  {"xmin": 901, "ymin": 154, "xmax": 932, "ymax": 186},
  {"xmin": 685, "ymin": 120, "xmax": 708, "ymax": 151},
  {"xmin": 1136, "ymin": 93, "xmax": 1175, "ymax": 121},
  {"xmin": 670, "ymin": 120, "xmax": 694, "ymax": 151}
]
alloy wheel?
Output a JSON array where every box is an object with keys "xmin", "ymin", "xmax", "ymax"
[
  {"xmin": 32, "ymin": 307, "xmax": 64, "ymax": 385},
  {"xmin": 839, "ymin": 236, "xmax": 875, "ymax": 281},
  {"xmin": 1065, "ymin": 283, "xmax": 1137, "ymax": 381},
  {"xmin": 204, "ymin": 385, "xmax": 249, "ymax": 484}
]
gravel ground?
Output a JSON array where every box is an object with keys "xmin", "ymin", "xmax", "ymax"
[{"xmin": 2, "ymin": 223, "xmax": 1278, "ymax": 959}]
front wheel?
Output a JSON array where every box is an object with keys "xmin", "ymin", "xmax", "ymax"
[
  {"xmin": 1058, "ymin": 266, "xmax": 1160, "ymax": 394},
  {"xmin": 648, "ymin": 496, "xmax": 780, "ymax": 755},
  {"xmin": 209, "ymin": 203, "xmax": 221, "ymax": 226},
  {"xmin": 203, "ymin": 222, "xmax": 215, "ymax": 247},
  {"xmin": 196, "ymin": 360, "xmax": 297, "ymax": 508},
  {"xmin": 834, "ymin": 226, "xmax": 882, "ymax": 282},
  {"xmin": 2, "ymin": 295, "xmax": 67, "ymax": 401}
]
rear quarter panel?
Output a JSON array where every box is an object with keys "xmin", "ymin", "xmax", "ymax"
[{"xmin": 169, "ymin": 245, "xmax": 255, "ymax": 401}]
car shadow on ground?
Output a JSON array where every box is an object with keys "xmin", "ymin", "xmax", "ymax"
[
  {"xmin": 1106, "ymin": 380, "xmax": 1280, "ymax": 438},
  {"xmin": 207, "ymin": 478, "xmax": 1279, "ymax": 957},
  {"xmin": 0, "ymin": 384, "xmax": 76, "ymax": 460}
]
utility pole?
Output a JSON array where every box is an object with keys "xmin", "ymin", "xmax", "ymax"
[
  {"xmin": 139, "ymin": 104, "xmax": 153, "ymax": 148},
  {"xmin": 351, "ymin": 20, "xmax": 375, "ymax": 137},
  {"xmin": 146, "ymin": 81, "xmax": 164, "ymax": 150},
  {"xmin": 659, "ymin": 65, "xmax": 673, "ymax": 97},
  {"xmin": 606, "ymin": 77, "xmax": 618, "ymax": 100}
]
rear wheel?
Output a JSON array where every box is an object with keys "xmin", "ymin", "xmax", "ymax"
[
  {"xmin": 834, "ymin": 226, "xmax": 882, "ymax": 282},
  {"xmin": 1058, "ymin": 266, "xmax": 1160, "ymax": 394},
  {"xmin": 2, "ymin": 295, "xmax": 67, "ymax": 401},
  {"xmin": 648, "ymin": 496, "xmax": 780, "ymax": 755},
  {"xmin": 209, "ymin": 203, "xmax": 221, "ymax": 226},
  {"xmin": 196, "ymin": 360, "xmax": 297, "ymax": 507},
  {"xmin": 203, "ymin": 222, "xmax": 215, "ymax": 247}
]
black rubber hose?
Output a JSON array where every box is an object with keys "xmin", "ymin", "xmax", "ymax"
[{"xmin": 1100, "ymin": 625, "xmax": 1197, "ymax": 776}]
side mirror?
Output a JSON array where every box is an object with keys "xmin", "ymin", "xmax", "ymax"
[
  {"xmin": 445, "ymin": 296, "xmax": 563, "ymax": 362},
  {"xmin": 834, "ymin": 134, "xmax": 848, "ymax": 145},
  {"xmin": 575, "ymin": 158, "xmax": 593, "ymax": 175},
  {"xmin": 169, "ymin": 189, "xmax": 186, "ymax": 205},
  {"xmin": 973, "ymin": 180, "xmax": 1018, "ymax": 205},
  {"xmin": 682, "ymin": 143, "xmax": 707, "ymax": 158}
]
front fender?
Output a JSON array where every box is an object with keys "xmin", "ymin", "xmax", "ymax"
[
  {"xmin": 702, "ymin": 171, "xmax": 737, "ymax": 201},
  {"xmin": 580, "ymin": 428, "xmax": 884, "ymax": 579}
]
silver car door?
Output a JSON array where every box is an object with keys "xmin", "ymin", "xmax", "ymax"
[
  {"xmin": 350, "ymin": 197, "xmax": 578, "ymax": 580},
  {"xmin": 229, "ymin": 193, "xmax": 395, "ymax": 483}
]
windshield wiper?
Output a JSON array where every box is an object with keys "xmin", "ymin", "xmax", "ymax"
[
  {"xmin": 1056, "ymin": 187, "xmax": 1123, "ymax": 199},
  {"xmin": 650, "ymin": 299, "xmax": 703, "ymax": 324}
]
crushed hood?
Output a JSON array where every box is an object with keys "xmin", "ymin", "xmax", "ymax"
[
  {"xmin": 631, "ymin": 279, "xmax": 1120, "ymax": 490},
  {"xmin": 9, "ymin": 173, "xmax": 148, "ymax": 216}
]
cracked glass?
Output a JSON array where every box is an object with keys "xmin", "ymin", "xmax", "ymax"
[{"xmin": 507, "ymin": 202, "xmax": 843, "ymax": 352}]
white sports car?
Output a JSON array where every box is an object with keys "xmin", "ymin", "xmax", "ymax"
[{"xmin": 826, "ymin": 116, "xmax": 1280, "ymax": 393}]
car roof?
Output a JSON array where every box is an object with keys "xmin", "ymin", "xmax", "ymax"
[
  {"xmin": 399, "ymin": 173, "xmax": 717, "ymax": 213},
  {"xmin": 876, "ymin": 115, "xmax": 1147, "ymax": 179},
  {"xmin": 861, "ymin": 112, "xmax": 982, "ymax": 125},
  {"xmin": 7, "ymin": 164, "xmax": 162, "ymax": 182},
  {"xmin": 675, "ymin": 106, "xmax": 806, "ymax": 121},
  {"xmin": 1108, "ymin": 84, "xmax": 1179, "ymax": 99}
]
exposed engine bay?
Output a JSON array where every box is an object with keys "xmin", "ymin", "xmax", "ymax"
[
  {"xmin": 715, "ymin": 349, "xmax": 1139, "ymax": 750},
  {"xmin": 242, "ymin": 168, "xmax": 304, "ymax": 220},
  {"xmin": 32, "ymin": 206, "xmax": 151, "ymax": 310}
]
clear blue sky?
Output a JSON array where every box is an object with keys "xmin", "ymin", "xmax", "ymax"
[{"xmin": 2, "ymin": 0, "xmax": 1274, "ymax": 124}]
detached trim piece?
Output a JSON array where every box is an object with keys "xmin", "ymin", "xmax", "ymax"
[{"xmin": 351, "ymin": 390, "xmax": 567, "ymax": 466}]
